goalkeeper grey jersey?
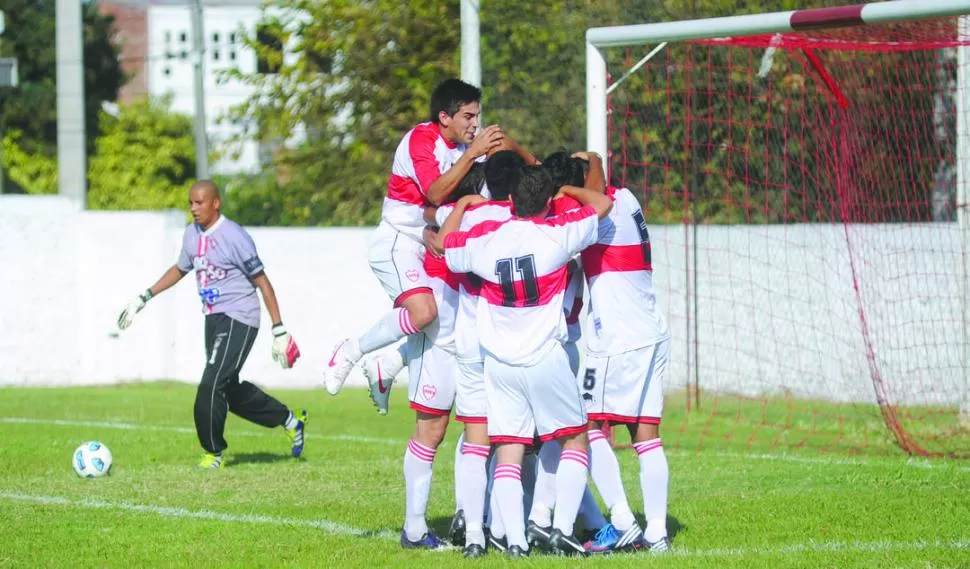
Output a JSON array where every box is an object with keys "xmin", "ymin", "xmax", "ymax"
[{"xmin": 177, "ymin": 215, "xmax": 263, "ymax": 328}]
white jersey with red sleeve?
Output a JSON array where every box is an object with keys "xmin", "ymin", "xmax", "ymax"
[
  {"xmin": 444, "ymin": 206, "xmax": 600, "ymax": 366},
  {"xmin": 582, "ymin": 186, "xmax": 670, "ymax": 355},
  {"xmin": 382, "ymin": 122, "xmax": 468, "ymax": 243},
  {"xmin": 436, "ymin": 201, "xmax": 513, "ymax": 363}
]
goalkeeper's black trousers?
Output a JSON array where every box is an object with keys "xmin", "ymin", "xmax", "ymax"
[{"xmin": 194, "ymin": 313, "xmax": 289, "ymax": 455}]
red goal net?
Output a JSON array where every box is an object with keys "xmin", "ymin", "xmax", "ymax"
[{"xmin": 607, "ymin": 15, "xmax": 970, "ymax": 458}]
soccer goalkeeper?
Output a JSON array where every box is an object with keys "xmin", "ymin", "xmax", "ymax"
[{"xmin": 116, "ymin": 180, "xmax": 307, "ymax": 469}]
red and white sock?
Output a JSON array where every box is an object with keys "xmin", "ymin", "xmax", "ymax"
[
  {"xmin": 359, "ymin": 307, "xmax": 421, "ymax": 354},
  {"xmin": 403, "ymin": 439, "xmax": 436, "ymax": 541},
  {"xmin": 553, "ymin": 448, "xmax": 589, "ymax": 537},
  {"xmin": 493, "ymin": 462, "xmax": 527, "ymax": 550},
  {"xmin": 634, "ymin": 438, "xmax": 669, "ymax": 543},
  {"xmin": 588, "ymin": 428, "xmax": 637, "ymax": 531},
  {"xmin": 459, "ymin": 441, "xmax": 490, "ymax": 546}
]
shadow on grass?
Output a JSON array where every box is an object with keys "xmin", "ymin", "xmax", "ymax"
[
  {"xmin": 227, "ymin": 452, "xmax": 300, "ymax": 467},
  {"xmin": 427, "ymin": 512, "xmax": 686, "ymax": 546}
]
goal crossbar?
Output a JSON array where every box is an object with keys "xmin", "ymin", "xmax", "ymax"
[{"xmin": 586, "ymin": 0, "xmax": 970, "ymax": 159}]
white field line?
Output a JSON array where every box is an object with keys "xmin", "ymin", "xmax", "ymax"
[
  {"xmin": 2, "ymin": 491, "xmax": 968, "ymax": 558},
  {"xmin": 0, "ymin": 491, "xmax": 393, "ymax": 538},
  {"xmin": 0, "ymin": 417, "xmax": 401, "ymax": 446},
  {"xmin": 3, "ymin": 416, "xmax": 968, "ymax": 472}
]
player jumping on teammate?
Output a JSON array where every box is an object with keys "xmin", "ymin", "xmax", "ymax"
[{"xmin": 322, "ymin": 79, "xmax": 503, "ymax": 396}]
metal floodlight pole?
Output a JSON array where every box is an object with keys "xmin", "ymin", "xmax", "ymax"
[
  {"xmin": 190, "ymin": 0, "xmax": 209, "ymax": 180},
  {"xmin": 56, "ymin": 0, "xmax": 86, "ymax": 206}
]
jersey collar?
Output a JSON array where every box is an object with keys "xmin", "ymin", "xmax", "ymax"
[
  {"xmin": 201, "ymin": 215, "xmax": 226, "ymax": 236},
  {"xmin": 436, "ymin": 123, "xmax": 458, "ymax": 149}
]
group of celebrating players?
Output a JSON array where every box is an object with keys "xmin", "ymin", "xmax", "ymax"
[
  {"xmin": 322, "ymin": 78, "xmax": 672, "ymax": 558},
  {"xmin": 116, "ymin": 75, "xmax": 670, "ymax": 558}
]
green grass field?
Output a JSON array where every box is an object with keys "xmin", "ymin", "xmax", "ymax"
[{"xmin": 0, "ymin": 382, "xmax": 968, "ymax": 568}]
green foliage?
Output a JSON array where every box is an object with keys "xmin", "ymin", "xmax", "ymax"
[
  {"xmin": 1, "ymin": 129, "xmax": 58, "ymax": 194},
  {"xmin": 218, "ymin": 0, "xmax": 950, "ymax": 226},
  {"xmin": 0, "ymin": 0, "xmax": 125, "ymax": 157},
  {"xmin": 87, "ymin": 98, "xmax": 197, "ymax": 210},
  {"xmin": 222, "ymin": 0, "xmax": 460, "ymax": 226}
]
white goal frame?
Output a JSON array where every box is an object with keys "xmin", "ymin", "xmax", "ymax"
[{"xmin": 585, "ymin": 0, "xmax": 970, "ymax": 418}]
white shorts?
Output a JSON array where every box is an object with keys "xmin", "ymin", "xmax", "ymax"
[
  {"xmin": 581, "ymin": 339, "xmax": 668, "ymax": 425},
  {"xmin": 484, "ymin": 346, "xmax": 587, "ymax": 444},
  {"xmin": 407, "ymin": 332, "xmax": 457, "ymax": 416},
  {"xmin": 367, "ymin": 222, "xmax": 432, "ymax": 305},
  {"xmin": 456, "ymin": 360, "xmax": 487, "ymax": 423}
]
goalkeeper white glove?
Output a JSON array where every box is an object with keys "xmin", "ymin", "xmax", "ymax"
[
  {"xmin": 271, "ymin": 324, "xmax": 301, "ymax": 370},
  {"xmin": 117, "ymin": 289, "xmax": 153, "ymax": 330}
]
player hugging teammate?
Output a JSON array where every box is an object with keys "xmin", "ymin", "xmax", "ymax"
[{"xmin": 324, "ymin": 77, "xmax": 673, "ymax": 558}]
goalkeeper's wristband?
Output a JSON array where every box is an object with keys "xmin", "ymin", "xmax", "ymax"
[
  {"xmin": 272, "ymin": 324, "xmax": 286, "ymax": 337},
  {"xmin": 139, "ymin": 289, "xmax": 154, "ymax": 303}
]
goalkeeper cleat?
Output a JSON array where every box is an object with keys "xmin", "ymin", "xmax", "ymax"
[
  {"xmin": 448, "ymin": 509, "xmax": 467, "ymax": 547},
  {"xmin": 462, "ymin": 543, "xmax": 486, "ymax": 558},
  {"xmin": 399, "ymin": 530, "xmax": 446, "ymax": 550},
  {"xmin": 285, "ymin": 409, "xmax": 309, "ymax": 458},
  {"xmin": 362, "ymin": 355, "xmax": 394, "ymax": 415},
  {"xmin": 548, "ymin": 529, "xmax": 588, "ymax": 557},
  {"xmin": 323, "ymin": 339, "xmax": 361, "ymax": 396},
  {"xmin": 197, "ymin": 453, "xmax": 223, "ymax": 469}
]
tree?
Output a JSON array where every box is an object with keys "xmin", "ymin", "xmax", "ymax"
[
  {"xmin": 226, "ymin": 0, "xmax": 938, "ymax": 226},
  {"xmin": 0, "ymin": 0, "xmax": 125, "ymax": 192},
  {"xmin": 87, "ymin": 97, "xmax": 196, "ymax": 210},
  {"xmin": 223, "ymin": 0, "xmax": 460, "ymax": 226}
]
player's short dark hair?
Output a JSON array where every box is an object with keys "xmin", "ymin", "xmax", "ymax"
[
  {"xmin": 484, "ymin": 150, "xmax": 525, "ymax": 201},
  {"xmin": 511, "ymin": 165, "xmax": 555, "ymax": 218},
  {"xmin": 542, "ymin": 150, "xmax": 585, "ymax": 189},
  {"xmin": 447, "ymin": 162, "xmax": 487, "ymax": 203},
  {"xmin": 429, "ymin": 79, "xmax": 482, "ymax": 124}
]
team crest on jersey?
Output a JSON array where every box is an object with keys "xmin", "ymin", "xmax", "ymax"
[
  {"xmin": 405, "ymin": 269, "xmax": 420, "ymax": 282},
  {"xmin": 422, "ymin": 384, "xmax": 437, "ymax": 401}
]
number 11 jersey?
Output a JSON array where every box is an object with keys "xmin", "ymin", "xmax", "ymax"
[{"xmin": 444, "ymin": 206, "xmax": 600, "ymax": 366}]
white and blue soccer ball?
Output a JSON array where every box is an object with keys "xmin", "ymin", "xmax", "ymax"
[{"xmin": 72, "ymin": 441, "xmax": 113, "ymax": 478}]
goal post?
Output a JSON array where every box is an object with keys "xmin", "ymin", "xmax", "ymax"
[{"xmin": 586, "ymin": 1, "xmax": 970, "ymax": 458}]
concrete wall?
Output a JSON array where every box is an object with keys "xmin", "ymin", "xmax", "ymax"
[{"xmin": 1, "ymin": 196, "xmax": 967, "ymax": 407}]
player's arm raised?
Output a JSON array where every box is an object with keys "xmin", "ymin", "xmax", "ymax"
[
  {"xmin": 572, "ymin": 151, "xmax": 606, "ymax": 193},
  {"xmin": 489, "ymin": 134, "xmax": 540, "ymax": 165},
  {"xmin": 433, "ymin": 194, "xmax": 486, "ymax": 256},
  {"xmin": 425, "ymin": 125, "xmax": 504, "ymax": 205},
  {"xmin": 558, "ymin": 184, "xmax": 613, "ymax": 219},
  {"xmin": 117, "ymin": 264, "xmax": 187, "ymax": 330}
]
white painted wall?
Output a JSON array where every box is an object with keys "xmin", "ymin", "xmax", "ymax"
[{"xmin": 1, "ymin": 197, "xmax": 967, "ymax": 409}]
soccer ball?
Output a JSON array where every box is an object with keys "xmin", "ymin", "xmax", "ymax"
[{"xmin": 72, "ymin": 441, "xmax": 113, "ymax": 478}]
